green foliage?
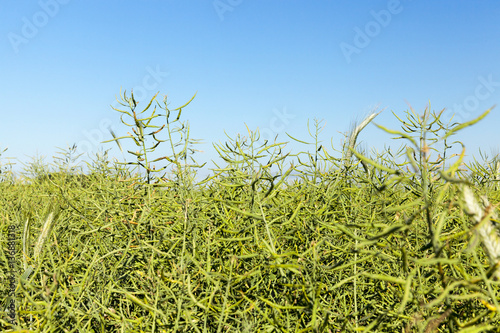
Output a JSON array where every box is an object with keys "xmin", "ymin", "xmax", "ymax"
[
  {"xmin": 104, "ymin": 89, "xmax": 203, "ymax": 187},
  {"xmin": 1, "ymin": 97, "xmax": 500, "ymax": 332},
  {"xmin": 0, "ymin": 147, "xmax": 15, "ymax": 184}
]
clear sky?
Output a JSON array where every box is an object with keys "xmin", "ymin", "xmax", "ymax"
[{"xmin": 1, "ymin": 1, "xmax": 499, "ymax": 178}]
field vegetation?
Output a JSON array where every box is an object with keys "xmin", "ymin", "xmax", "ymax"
[{"xmin": 1, "ymin": 92, "xmax": 500, "ymax": 332}]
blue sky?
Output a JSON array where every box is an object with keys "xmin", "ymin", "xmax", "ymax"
[{"xmin": 1, "ymin": 1, "xmax": 499, "ymax": 178}]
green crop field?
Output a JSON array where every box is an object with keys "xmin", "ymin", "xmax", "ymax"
[{"xmin": 1, "ymin": 92, "xmax": 500, "ymax": 332}]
